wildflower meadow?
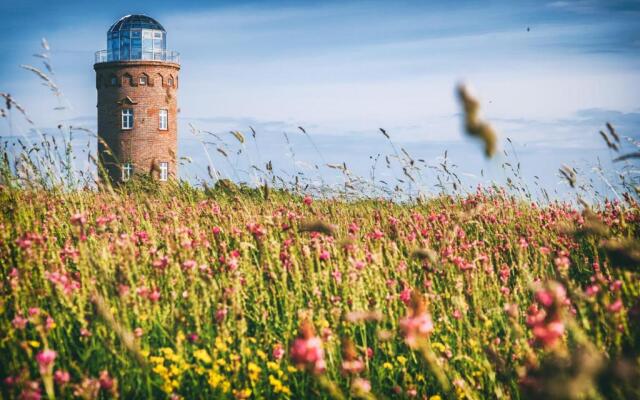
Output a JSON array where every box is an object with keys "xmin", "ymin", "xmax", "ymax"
[
  {"xmin": 1, "ymin": 171, "xmax": 640, "ymax": 398},
  {"xmin": 2, "ymin": 40, "xmax": 640, "ymax": 400}
]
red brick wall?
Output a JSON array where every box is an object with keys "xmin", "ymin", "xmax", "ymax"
[{"xmin": 94, "ymin": 60, "xmax": 180, "ymax": 183}]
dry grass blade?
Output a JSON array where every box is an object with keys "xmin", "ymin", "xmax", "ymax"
[
  {"xmin": 613, "ymin": 152, "xmax": 640, "ymax": 162},
  {"xmin": 457, "ymin": 84, "xmax": 498, "ymax": 158},
  {"xmin": 0, "ymin": 93, "xmax": 34, "ymax": 124},
  {"xmin": 559, "ymin": 165, "xmax": 577, "ymax": 188},
  {"xmin": 91, "ymin": 292, "xmax": 148, "ymax": 367},
  {"xmin": 217, "ymin": 148, "xmax": 228, "ymax": 157},
  {"xmin": 345, "ymin": 310, "xmax": 383, "ymax": 323},
  {"xmin": 299, "ymin": 219, "xmax": 336, "ymax": 236},
  {"xmin": 599, "ymin": 130, "xmax": 618, "ymax": 151},
  {"xmin": 410, "ymin": 247, "xmax": 438, "ymax": 264},
  {"xmin": 600, "ymin": 238, "xmax": 640, "ymax": 271},
  {"xmin": 606, "ymin": 122, "xmax": 620, "ymax": 143},
  {"xmin": 230, "ymin": 130, "xmax": 245, "ymax": 144},
  {"xmin": 20, "ymin": 65, "xmax": 60, "ymax": 94},
  {"xmin": 379, "ymin": 128, "xmax": 390, "ymax": 139}
]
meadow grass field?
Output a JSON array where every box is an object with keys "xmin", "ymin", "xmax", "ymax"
[
  {"xmin": 1, "ymin": 174, "xmax": 639, "ymax": 399},
  {"xmin": 2, "ymin": 47, "xmax": 640, "ymax": 398}
]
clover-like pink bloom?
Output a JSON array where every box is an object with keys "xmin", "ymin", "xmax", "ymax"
[
  {"xmin": 12, "ymin": 314, "xmax": 28, "ymax": 330},
  {"xmin": 532, "ymin": 321, "xmax": 565, "ymax": 347},
  {"xmin": 272, "ymin": 343, "xmax": 285, "ymax": 360},
  {"xmin": 399, "ymin": 290, "xmax": 434, "ymax": 348},
  {"xmin": 608, "ymin": 299, "xmax": 623, "ymax": 314},
  {"xmin": 290, "ymin": 320, "xmax": 326, "ymax": 374},
  {"xmin": 54, "ymin": 370, "xmax": 70, "ymax": 385},
  {"xmin": 527, "ymin": 282, "xmax": 567, "ymax": 349},
  {"xmin": 319, "ymin": 250, "xmax": 330, "ymax": 261},
  {"xmin": 36, "ymin": 349, "xmax": 57, "ymax": 374},
  {"xmin": 70, "ymin": 213, "xmax": 87, "ymax": 226}
]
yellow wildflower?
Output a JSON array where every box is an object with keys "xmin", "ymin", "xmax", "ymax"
[
  {"xmin": 432, "ymin": 342, "xmax": 446, "ymax": 352},
  {"xmin": 383, "ymin": 362, "xmax": 393, "ymax": 370},
  {"xmin": 193, "ymin": 349, "xmax": 212, "ymax": 364},
  {"xmin": 215, "ymin": 337, "xmax": 228, "ymax": 352},
  {"xmin": 248, "ymin": 362, "xmax": 261, "ymax": 381},
  {"xmin": 269, "ymin": 374, "xmax": 286, "ymax": 393},
  {"xmin": 397, "ymin": 355, "xmax": 408, "ymax": 365},
  {"xmin": 233, "ymin": 388, "xmax": 252, "ymax": 399}
]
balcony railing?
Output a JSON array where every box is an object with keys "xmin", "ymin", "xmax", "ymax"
[{"xmin": 95, "ymin": 50, "xmax": 180, "ymax": 64}]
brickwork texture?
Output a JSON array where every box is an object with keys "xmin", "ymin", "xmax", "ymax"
[{"xmin": 94, "ymin": 61, "xmax": 180, "ymax": 183}]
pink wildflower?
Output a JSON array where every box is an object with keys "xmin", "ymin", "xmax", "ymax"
[
  {"xmin": 215, "ymin": 307, "xmax": 228, "ymax": 323},
  {"xmin": 152, "ymin": 256, "xmax": 169, "ymax": 270},
  {"xmin": 608, "ymin": 299, "xmax": 623, "ymax": 314},
  {"xmin": 272, "ymin": 343, "xmax": 285, "ymax": 360},
  {"xmin": 181, "ymin": 259, "xmax": 196, "ymax": 271},
  {"xmin": 527, "ymin": 281, "xmax": 567, "ymax": 348},
  {"xmin": 70, "ymin": 213, "xmax": 87, "ymax": 226},
  {"xmin": 319, "ymin": 250, "xmax": 330, "ymax": 261},
  {"xmin": 399, "ymin": 291, "xmax": 434, "ymax": 348},
  {"xmin": 54, "ymin": 370, "xmax": 70, "ymax": 386},
  {"xmin": 36, "ymin": 349, "xmax": 57, "ymax": 375},
  {"xmin": 12, "ymin": 314, "xmax": 28, "ymax": 330},
  {"xmin": 148, "ymin": 288, "xmax": 161, "ymax": 302},
  {"xmin": 290, "ymin": 320, "xmax": 326, "ymax": 374}
]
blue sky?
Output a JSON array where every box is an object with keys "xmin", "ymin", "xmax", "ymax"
[{"xmin": 1, "ymin": 0, "xmax": 639, "ymax": 200}]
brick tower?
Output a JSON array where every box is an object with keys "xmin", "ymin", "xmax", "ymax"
[{"xmin": 94, "ymin": 14, "xmax": 180, "ymax": 183}]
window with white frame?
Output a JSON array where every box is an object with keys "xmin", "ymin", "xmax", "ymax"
[
  {"xmin": 168, "ymin": 76, "xmax": 174, "ymax": 87},
  {"xmin": 122, "ymin": 162, "xmax": 133, "ymax": 181},
  {"xmin": 139, "ymin": 75, "xmax": 147, "ymax": 85},
  {"xmin": 159, "ymin": 162, "xmax": 168, "ymax": 181},
  {"xmin": 159, "ymin": 109, "xmax": 168, "ymax": 130},
  {"xmin": 122, "ymin": 108, "xmax": 133, "ymax": 129}
]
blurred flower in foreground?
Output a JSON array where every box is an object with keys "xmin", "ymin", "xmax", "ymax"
[
  {"xmin": 527, "ymin": 281, "xmax": 567, "ymax": 349},
  {"xmin": 290, "ymin": 320, "xmax": 326, "ymax": 374},
  {"xmin": 400, "ymin": 290, "xmax": 434, "ymax": 348}
]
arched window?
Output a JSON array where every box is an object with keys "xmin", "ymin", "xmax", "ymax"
[
  {"xmin": 156, "ymin": 73, "xmax": 164, "ymax": 87},
  {"xmin": 139, "ymin": 73, "xmax": 149, "ymax": 86},
  {"xmin": 167, "ymin": 74, "xmax": 174, "ymax": 87},
  {"xmin": 109, "ymin": 74, "xmax": 118, "ymax": 86},
  {"xmin": 122, "ymin": 73, "xmax": 133, "ymax": 86}
]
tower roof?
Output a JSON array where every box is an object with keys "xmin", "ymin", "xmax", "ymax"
[{"xmin": 108, "ymin": 14, "xmax": 165, "ymax": 33}]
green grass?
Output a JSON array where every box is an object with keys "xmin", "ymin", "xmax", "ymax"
[{"xmin": 1, "ymin": 179, "xmax": 638, "ymax": 399}]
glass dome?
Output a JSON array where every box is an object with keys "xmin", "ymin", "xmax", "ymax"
[{"xmin": 106, "ymin": 15, "xmax": 167, "ymax": 61}]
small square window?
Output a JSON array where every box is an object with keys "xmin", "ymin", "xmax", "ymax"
[
  {"xmin": 167, "ymin": 77, "xmax": 174, "ymax": 86},
  {"xmin": 159, "ymin": 109, "xmax": 168, "ymax": 130},
  {"xmin": 110, "ymin": 76, "xmax": 117, "ymax": 86},
  {"xmin": 122, "ymin": 162, "xmax": 133, "ymax": 181},
  {"xmin": 139, "ymin": 76, "xmax": 147, "ymax": 85},
  {"xmin": 122, "ymin": 108, "xmax": 134, "ymax": 130},
  {"xmin": 159, "ymin": 162, "xmax": 168, "ymax": 181}
]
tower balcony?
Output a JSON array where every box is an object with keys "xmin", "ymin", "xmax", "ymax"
[{"xmin": 95, "ymin": 49, "xmax": 180, "ymax": 64}]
